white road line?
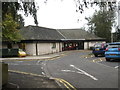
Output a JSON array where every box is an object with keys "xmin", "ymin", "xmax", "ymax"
[
  {"xmin": 70, "ymin": 64, "xmax": 98, "ymax": 81},
  {"xmin": 41, "ymin": 67, "xmax": 43, "ymax": 69},
  {"xmin": 42, "ymin": 72, "xmax": 45, "ymax": 75},
  {"xmin": 8, "ymin": 82, "xmax": 19, "ymax": 88},
  {"xmin": 61, "ymin": 70, "xmax": 83, "ymax": 74},
  {"xmin": 36, "ymin": 60, "xmax": 41, "ymax": 65},
  {"xmin": 9, "ymin": 63, "xmax": 19, "ymax": 65},
  {"xmin": 114, "ymin": 66, "xmax": 119, "ymax": 69}
]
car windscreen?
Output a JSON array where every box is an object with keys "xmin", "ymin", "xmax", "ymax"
[{"xmin": 107, "ymin": 44, "xmax": 120, "ymax": 48}]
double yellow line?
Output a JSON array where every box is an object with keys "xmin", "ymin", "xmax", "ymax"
[
  {"xmin": 8, "ymin": 70, "xmax": 76, "ymax": 90},
  {"xmin": 54, "ymin": 78, "xmax": 76, "ymax": 90},
  {"xmin": 92, "ymin": 58, "xmax": 105, "ymax": 63}
]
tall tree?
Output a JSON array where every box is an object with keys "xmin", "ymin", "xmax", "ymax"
[
  {"xmin": 86, "ymin": 10, "xmax": 115, "ymax": 42},
  {"xmin": 2, "ymin": 13, "xmax": 22, "ymax": 42},
  {"xmin": 116, "ymin": 27, "xmax": 120, "ymax": 41},
  {"xmin": 2, "ymin": 1, "xmax": 38, "ymax": 42}
]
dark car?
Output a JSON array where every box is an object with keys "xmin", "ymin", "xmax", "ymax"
[
  {"xmin": 105, "ymin": 42, "xmax": 120, "ymax": 61},
  {"xmin": 92, "ymin": 43, "xmax": 108, "ymax": 57}
]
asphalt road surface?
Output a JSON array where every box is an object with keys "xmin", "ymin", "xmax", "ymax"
[
  {"xmin": 4, "ymin": 50, "xmax": 119, "ymax": 89},
  {"xmin": 42, "ymin": 51, "xmax": 119, "ymax": 88}
]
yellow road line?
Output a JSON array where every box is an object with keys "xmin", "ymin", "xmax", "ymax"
[
  {"xmin": 8, "ymin": 70, "xmax": 76, "ymax": 90},
  {"xmin": 8, "ymin": 70, "xmax": 44, "ymax": 77},
  {"xmin": 59, "ymin": 80, "xmax": 70, "ymax": 90},
  {"xmin": 55, "ymin": 78, "xmax": 76, "ymax": 90},
  {"xmin": 92, "ymin": 58, "xmax": 105, "ymax": 63}
]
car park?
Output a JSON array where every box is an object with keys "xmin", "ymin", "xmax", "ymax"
[
  {"xmin": 92, "ymin": 43, "xmax": 107, "ymax": 57},
  {"xmin": 105, "ymin": 42, "xmax": 120, "ymax": 61}
]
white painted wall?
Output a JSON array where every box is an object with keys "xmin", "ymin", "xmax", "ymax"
[
  {"xmin": 37, "ymin": 43, "xmax": 51, "ymax": 55},
  {"xmin": 59, "ymin": 43, "xmax": 63, "ymax": 52},
  {"xmin": 84, "ymin": 42, "xmax": 88, "ymax": 50},
  {"xmin": 84, "ymin": 41, "xmax": 106, "ymax": 49},
  {"xmin": 25, "ymin": 43, "xmax": 36, "ymax": 56},
  {"xmin": 37, "ymin": 42, "xmax": 63, "ymax": 55}
]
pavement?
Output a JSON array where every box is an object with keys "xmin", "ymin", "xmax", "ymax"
[
  {"xmin": 1, "ymin": 52, "xmax": 66, "ymax": 89},
  {"xmin": 0, "ymin": 53, "xmax": 61, "ymax": 61}
]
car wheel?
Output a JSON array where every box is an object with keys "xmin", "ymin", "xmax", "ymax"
[
  {"xmin": 94, "ymin": 54, "xmax": 98, "ymax": 57},
  {"xmin": 106, "ymin": 58, "xmax": 110, "ymax": 61}
]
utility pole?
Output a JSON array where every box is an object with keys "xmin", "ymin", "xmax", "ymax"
[{"xmin": 111, "ymin": 33, "xmax": 113, "ymax": 42}]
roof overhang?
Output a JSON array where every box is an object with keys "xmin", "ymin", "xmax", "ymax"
[{"xmin": 61, "ymin": 39, "xmax": 85, "ymax": 41}]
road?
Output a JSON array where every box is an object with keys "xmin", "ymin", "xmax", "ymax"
[{"xmin": 4, "ymin": 50, "xmax": 119, "ymax": 89}]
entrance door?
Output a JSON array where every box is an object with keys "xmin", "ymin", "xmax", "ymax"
[{"xmin": 78, "ymin": 42, "xmax": 84, "ymax": 50}]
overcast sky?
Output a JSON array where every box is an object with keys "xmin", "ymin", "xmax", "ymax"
[{"xmin": 19, "ymin": 0, "xmax": 119, "ymax": 31}]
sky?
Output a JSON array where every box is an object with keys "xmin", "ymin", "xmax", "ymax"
[
  {"xmin": 19, "ymin": 0, "xmax": 99, "ymax": 29},
  {"xmin": 19, "ymin": 0, "xmax": 119, "ymax": 32}
]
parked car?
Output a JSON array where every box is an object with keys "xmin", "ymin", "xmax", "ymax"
[
  {"xmin": 18, "ymin": 49, "xmax": 26, "ymax": 57},
  {"xmin": 92, "ymin": 43, "xmax": 108, "ymax": 57},
  {"xmin": 105, "ymin": 42, "xmax": 120, "ymax": 61},
  {"xmin": 1, "ymin": 48, "xmax": 26, "ymax": 57}
]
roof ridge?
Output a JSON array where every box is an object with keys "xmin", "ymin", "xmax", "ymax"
[{"xmin": 56, "ymin": 29, "xmax": 66, "ymax": 39}]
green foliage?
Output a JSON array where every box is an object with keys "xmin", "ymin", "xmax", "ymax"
[
  {"xmin": 74, "ymin": 0, "xmax": 116, "ymax": 13},
  {"xmin": 86, "ymin": 10, "xmax": 115, "ymax": 42},
  {"xmin": 2, "ymin": 13, "xmax": 22, "ymax": 42}
]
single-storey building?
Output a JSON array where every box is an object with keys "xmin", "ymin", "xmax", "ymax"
[{"xmin": 1, "ymin": 25, "xmax": 106, "ymax": 56}]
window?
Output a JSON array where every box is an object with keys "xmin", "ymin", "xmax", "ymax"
[
  {"xmin": 52, "ymin": 43, "xmax": 56, "ymax": 49},
  {"xmin": 19, "ymin": 43, "xmax": 26, "ymax": 51},
  {"xmin": 7, "ymin": 43, "xmax": 12, "ymax": 49}
]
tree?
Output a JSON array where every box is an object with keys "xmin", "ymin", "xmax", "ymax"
[
  {"xmin": 116, "ymin": 27, "xmax": 120, "ymax": 41},
  {"xmin": 86, "ymin": 10, "xmax": 115, "ymax": 42},
  {"xmin": 2, "ymin": 2, "xmax": 38, "ymax": 25},
  {"xmin": 2, "ymin": 1, "xmax": 38, "ymax": 42},
  {"xmin": 2, "ymin": 13, "xmax": 22, "ymax": 42},
  {"xmin": 1, "ymin": 1, "xmax": 117, "ymax": 42}
]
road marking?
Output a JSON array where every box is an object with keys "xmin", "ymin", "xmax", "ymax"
[
  {"xmin": 92, "ymin": 58, "xmax": 105, "ymax": 63},
  {"xmin": 41, "ymin": 67, "xmax": 43, "ymax": 69},
  {"xmin": 114, "ymin": 66, "xmax": 119, "ymax": 69},
  {"xmin": 8, "ymin": 70, "xmax": 75, "ymax": 90},
  {"xmin": 42, "ymin": 72, "xmax": 45, "ymax": 75},
  {"xmin": 8, "ymin": 63, "xmax": 19, "ymax": 65},
  {"xmin": 36, "ymin": 60, "xmax": 42, "ymax": 65},
  {"xmin": 70, "ymin": 64, "xmax": 98, "ymax": 81},
  {"xmin": 8, "ymin": 70, "xmax": 44, "ymax": 77},
  {"xmin": 55, "ymin": 78, "xmax": 76, "ymax": 90},
  {"xmin": 8, "ymin": 82, "xmax": 20, "ymax": 88},
  {"xmin": 61, "ymin": 70, "xmax": 83, "ymax": 74}
]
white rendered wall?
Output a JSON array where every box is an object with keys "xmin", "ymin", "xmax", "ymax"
[
  {"xmin": 37, "ymin": 43, "xmax": 51, "ymax": 55},
  {"xmin": 37, "ymin": 42, "xmax": 62, "ymax": 55},
  {"xmin": 84, "ymin": 41, "xmax": 106, "ymax": 49},
  {"xmin": 25, "ymin": 43, "xmax": 36, "ymax": 56}
]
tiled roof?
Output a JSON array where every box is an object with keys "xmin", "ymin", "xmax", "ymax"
[
  {"xmin": 57, "ymin": 29, "xmax": 103, "ymax": 40},
  {"xmin": 20, "ymin": 25, "xmax": 64, "ymax": 40},
  {"xmin": 20, "ymin": 26, "xmax": 104, "ymax": 41}
]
